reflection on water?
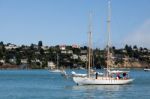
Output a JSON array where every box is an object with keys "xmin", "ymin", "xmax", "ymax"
[
  {"xmin": 72, "ymin": 85, "xmax": 122, "ymax": 91},
  {"xmin": 71, "ymin": 84, "xmax": 134, "ymax": 99}
]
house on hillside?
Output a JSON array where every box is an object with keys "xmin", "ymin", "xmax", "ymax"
[
  {"xmin": 41, "ymin": 46, "xmax": 49, "ymax": 50},
  {"xmin": 59, "ymin": 45, "xmax": 66, "ymax": 50},
  {"xmin": 80, "ymin": 50, "xmax": 87, "ymax": 55},
  {"xmin": 5, "ymin": 44, "xmax": 18, "ymax": 50},
  {"xmin": 9, "ymin": 58, "xmax": 16, "ymax": 64},
  {"xmin": 21, "ymin": 59, "xmax": 28, "ymax": 64},
  {"xmin": 80, "ymin": 55, "xmax": 87, "ymax": 62},
  {"xmin": 67, "ymin": 50, "xmax": 73, "ymax": 54},
  {"xmin": 61, "ymin": 50, "xmax": 67, "ymax": 54},
  {"xmin": 71, "ymin": 54, "xmax": 78, "ymax": 60},
  {"xmin": 0, "ymin": 59, "xmax": 5, "ymax": 64},
  {"xmin": 72, "ymin": 44, "xmax": 80, "ymax": 48},
  {"xmin": 47, "ymin": 61, "xmax": 56, "ymax": 69}
]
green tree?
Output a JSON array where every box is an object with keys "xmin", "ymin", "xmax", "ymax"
[
  {"xmin": 30, "ymin": 44, "xmax": 34, "ymax": 50},
  {"xmin": 16, "ymin": 53, "xmax": 21, "ymax": 65},
  {"xmin": 40, "ymin": 48, "xmax": 44, "ymax": 55},
  {"xmin": 133, "ymin": 45, "xmax": 138, "ymax": 50},
  {"xmin": 38, "ymin": 41, "xmax": 43, "ymax": 47}
]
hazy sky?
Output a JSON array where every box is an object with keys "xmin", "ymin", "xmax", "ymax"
[{"xmin": 0, "ymin": 0, "xmax": 150, "ymax": 48}]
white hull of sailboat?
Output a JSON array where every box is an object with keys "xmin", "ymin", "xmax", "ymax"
[
  {"xmin": 49, "ymin": 69, "xmax": 62, "ymax": 73},
  {"xmin": 73, "ymin": 77, "xmax": 134, "ymax": 85}
]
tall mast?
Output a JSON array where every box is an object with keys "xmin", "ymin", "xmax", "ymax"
[
  {"xmin": 88, "ymin": 12, "xmax": 92, "ymax": 78},
  {"xmin": 107, "ymin": 0, "xmax": 111, "ymax": 75}
]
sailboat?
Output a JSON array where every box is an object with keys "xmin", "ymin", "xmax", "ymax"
[
  {"xmin": 144, "ymin": 66, "xmax": 150, "ymax": 71},
  {"xmin": 49, "ymin": 54, "xmax": 63, "ymax": 73},
  {"xmin": 72, "ymin": 0, "xmax": 134, "ymax": 85}
]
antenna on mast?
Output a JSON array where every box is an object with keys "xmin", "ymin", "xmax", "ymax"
[
  {"xmin": 88, "ymin": 11, "xmax": 93, "ymax": 78},
  {"xmin": 107, "ymin": 0, "xmax": 111, "ymax": 75}
]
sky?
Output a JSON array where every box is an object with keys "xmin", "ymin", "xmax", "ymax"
[{"xmin": 0, "ymin": 0, "xmax": 150, "ymax": 48}]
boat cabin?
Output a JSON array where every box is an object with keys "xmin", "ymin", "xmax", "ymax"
[{"xmin": 108, "ymin": 70, "xmax": 130, "ymax": 80}]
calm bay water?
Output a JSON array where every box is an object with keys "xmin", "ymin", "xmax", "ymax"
[{"xmin": 0, "ymin": 69, "xmax": 149, "ymax": 99}]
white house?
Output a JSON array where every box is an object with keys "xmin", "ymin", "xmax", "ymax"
[
  {"xmin": 47, "ymin": 61, "xmax": 56, "ymax": 69},
  {"xmin": 5, "ymin": 44, "xmax": 18, "ymax": 50},
  {"xmin": 61, "ymin": 50, "xmax": 67, "ymax": 54},
  {"xmin": 21, "ymin": 59, "xmax": 28, "ymax": 64},
  {"xmin": 0, "ymin": 59, "xmax": 5, "ymax": 63},
  {"xmin": 67, "ymin": 50, "xmax": 73, "ymax": 54},
  {"xmin": 59, "ymin": 45, "xmax": 66, "ymax": 50},
  {"xmin": 71, "ymin": 54, "xmax": 78, "ymax": 59},
  {"xmin": 80, "ymin": 50, "xmax": 87, "ymax": 54},
  {"xmin": 9, "ymin": 58, "xmax": 16, "ymax": 64},
  {"xmin": 41, "ymin": 46, "xmax": 49, "ymax": 50},
  {"xmin": 72, "ymin": 44, "xmax": 80, "ymax": 48},
  {"xmin": 80, "ymin": 55, "xmax": 87, "ymax": 62}
]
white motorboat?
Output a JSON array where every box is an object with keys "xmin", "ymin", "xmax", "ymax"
[
  {"xmin": 49, "ymin": 69, "xmax": 63, "ymax": 73},
  {"xmin": 144, "ymin": 68, "xmax": 150, "ymax": 71}
]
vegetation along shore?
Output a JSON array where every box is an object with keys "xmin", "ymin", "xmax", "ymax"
[{"xmin": 0, "ymin": 41, "xmax": 149, "ymax": 69}]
